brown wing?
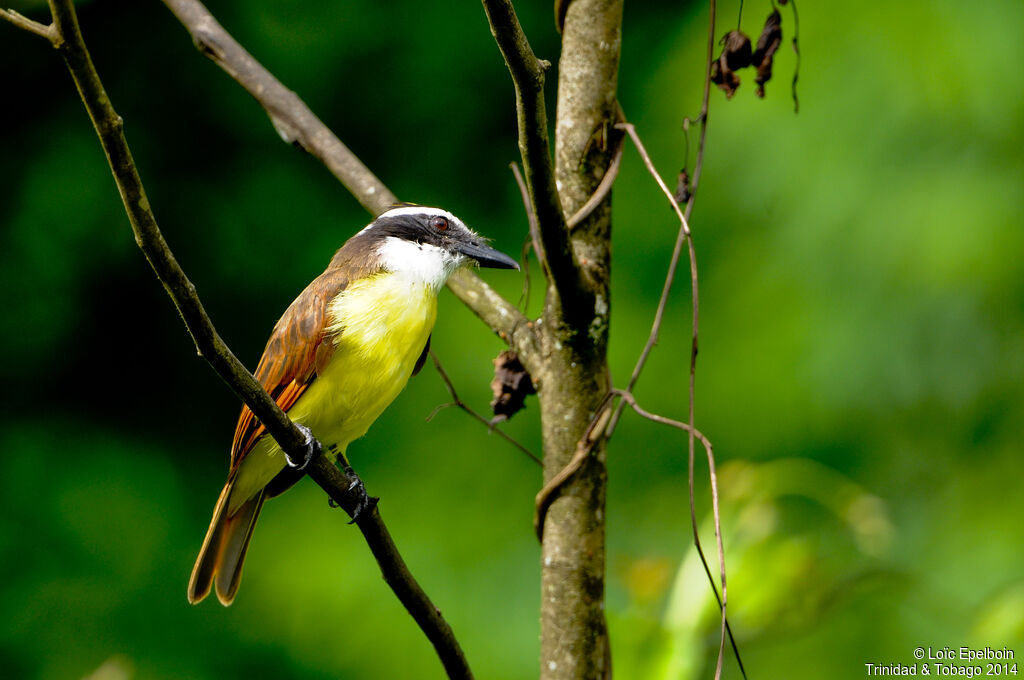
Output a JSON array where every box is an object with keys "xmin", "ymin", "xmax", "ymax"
[{"xmin": 229, "ymin": 267, "xmax": 350, "ymax": 469}]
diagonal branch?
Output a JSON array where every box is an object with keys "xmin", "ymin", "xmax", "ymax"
[
  {"xmin": 683, "ymin": 0, "xmax": 715, "ymax": 226},
  {"xmin": 615, "ymin": 391, "xmax": 745, "ymax": 679},
  {"xmin": 611, "ymin": 119, "xmax": 695, "ymax": 398},
  {"xmin": 8, "ymin": 3, "xmax": 473, "ymax": 678},
  {"xmin": 509, "ymin": 162, "xmax": 541, "ymax": 312},
  {"xmin": 159, "ymin": 0, "xmax": 531, "ymax": 363},
  {"xmin": 427, "ymin": 351, "xmax": 541, "ymax": 466},
  {"xmin": 595, "ymin": 0, "xmax": 733, "ymax": 672},
  {"xmin": 509, "ymin": 162, "xmax": 543, "ymax": 273},
  {"xmin": 446, "ymin": 268, "xmax": 541, "ymax": 377},
  {"xmin": 614, "ymin": 118, "xmax": 731, "ymax": 679},
  {"xmin": 481, "ymin": 0, "xmax": 585, "ymax": 307},
  {"xmin": 565, "ymin": 129, "xmax": 625, "ymax": 232},
  {"xmin": 0, "ymin": 8, "xmax": 55, "ymax": 38},
  {"xmin": 689, "ymin": 8, "xmax": 725, "ymax": 676},
  {"xmin": 532, "ymin": 391, "xmax": 615, "ymax": 541},
  {"xmin": 160, "ymin": 0, "xmax": 395, "ymax": 216}
]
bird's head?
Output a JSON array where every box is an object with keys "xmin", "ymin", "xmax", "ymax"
[{"xmin": 341, "ymin": 206, "xmax": 519, "ymax": 290}]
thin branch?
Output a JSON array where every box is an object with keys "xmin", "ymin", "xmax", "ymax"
[
  {"xmin": 24, "ymin": 2, "xmax": 473, "ymax": 677},
  {"xmin": 481, "ymin": 0, "xmax": 585, "ymax": 307},
  {"xmin": 790, "ymin": 0, "xmax": 800, "ymax": 114},
  {"xmin": 613, "ymin": 391, "xmax": 710, "ymax": 450},
  {"xmin": 510, "ymin": 162, "xmax": 543, "ymax": 277},
  {"xmin": 428, "ymin": 351, "xmax": 541, "ymax": 467},
  {"xmin": 0, "ymin": 8, "xmax": 55, "ymax": 39},
  {"xmin": 533, "ymin": 391, "xmax": 615, "ymax": 541},
  {"xmin": 510, "ymin": 162, "xmax": 541, "ymax": 312},
  {"xmin": 566, "ymin": 128, "xmax": 625, "ymax": 232},
  {"xmin": 604, "ymin": 118, "xmax": 694, "ymax": 438},
  {"xmin": 689, "ymin": 4, "xmax": 724, "ymax": 676},
  {"xmin": 160, "ymin": 0, "xmax": 394, "ymax": 215},
  {"xmin": 685, "ymin": 0, "xmax": 716, "ymax": 226},
  {"xmin": 309, "ymin": 464, "xmax": 476, "ymax": 680},
  {"xmin": 533, "ymin": 388, "xmax": 719, "ymax": 543},
  {"xmin": 615, "ymin": 391, "xmax": 746, "ymax": 680},
  {"xmin": 601, "ymin": 0, "xmax": 715, "ymax": 441},
  {"xmin": 160, "ymin": 0, "xmax": 528, "ymax": 359},
  {"xmin": 597, "ymin": 2, "xmax": 732, "ymax": 670},
  {"xmin": 446, "ymin": 268, "xmax": 541, "ymax": 377},
  {"xmin": 515, "ymin": 233, "xmax": 533, "ymax": 312}
]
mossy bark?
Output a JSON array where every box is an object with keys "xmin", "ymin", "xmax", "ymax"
[{"xmin": 538, "ymin": 0, "xmax": 622, "ymax": 677}]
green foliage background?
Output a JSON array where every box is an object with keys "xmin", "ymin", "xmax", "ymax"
[{"xmin": 2, "ymin": 0, "xmax": 1022, "ymax": 678}]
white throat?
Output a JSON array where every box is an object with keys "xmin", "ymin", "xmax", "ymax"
[{"xmin": 376, "ymin": 237, "xmax": 464, "ymax": 292}]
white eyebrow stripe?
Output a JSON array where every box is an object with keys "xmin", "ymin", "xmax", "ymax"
[
  {"xmin": 357, "ymin": 206, "xmax": 463, "ymax": 234},
  {"xmin": 380, "ymin": 206, "xmax": 457, "ymax": 221}
]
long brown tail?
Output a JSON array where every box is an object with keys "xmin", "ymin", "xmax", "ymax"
[{"xmin": 187, "ymin": 479, "xmax": 265, "ymax": 606}]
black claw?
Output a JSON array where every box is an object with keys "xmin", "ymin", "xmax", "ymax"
[
  {"xmin": 285, "ymin": 424, "xmax": 321, "ymax": 471},
  {"xmin": 347, "ymin": 495, "xmax": 380, "ymax": 525},
  {"xmin": 344, "ymin": 472, "xmax": 379, "ymax": 524}
]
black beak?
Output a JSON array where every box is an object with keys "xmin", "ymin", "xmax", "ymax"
[{"xmin": 457, "ymin": 240, "xmax": 520, "ymax": 270}]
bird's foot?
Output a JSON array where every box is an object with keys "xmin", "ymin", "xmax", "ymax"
[
  {"xmin": 285, "ymin": 424, "xmax": 321, "ymax": 471},
  {"xmin": 343, "ymin": 467, "xmax": 379, "ymax": 525}
]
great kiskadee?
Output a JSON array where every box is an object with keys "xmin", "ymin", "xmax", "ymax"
[{"xmin": 188, "ymin": 206, "xmax": 518, "ymax": 606}]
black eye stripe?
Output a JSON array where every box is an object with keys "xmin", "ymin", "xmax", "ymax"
[{"xmin": 365, "ymin": 212, "xmax": 465, "ymax": 252}]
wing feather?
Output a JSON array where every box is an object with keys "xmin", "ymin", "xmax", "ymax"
[{"xmin": 230, "ymin": 268, "xmax": 350, "ymax": 468}]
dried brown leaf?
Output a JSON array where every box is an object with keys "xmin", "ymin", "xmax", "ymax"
[
  {"xmin": 710, "ymin": 30, "xmax": 752, "ymax": 99},
  {"xmin": 721, "ymin": 30, "xmax": 752, "ymax": 71},
  {"xmin": 710, "ymin": 58, "xmax": 740, "ymax": 98},
  {"xmin": 490, "ymin": 350, "xmax": 535, "ymax": 423}
]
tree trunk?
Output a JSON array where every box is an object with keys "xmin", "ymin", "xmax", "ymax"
[{"xmin": 539, "ymin": 1, "xmax": 622, "ymax": 678}]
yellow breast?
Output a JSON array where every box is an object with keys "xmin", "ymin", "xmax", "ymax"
[
  {"xmin": 230, "ymin": 272, "xmax": 437, "ymax": 510},
  {"xmin": 311, "ymin": 272, "xmax": 438, "ymax": 449}
]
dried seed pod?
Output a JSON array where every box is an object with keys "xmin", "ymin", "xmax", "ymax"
[
  {"xmin": 674, "ymin": 169, "xmax": 692, "ymax": 205},
  {"xmin": 752, "ymin": 10, "xmax": 783, "ymax": 98}
]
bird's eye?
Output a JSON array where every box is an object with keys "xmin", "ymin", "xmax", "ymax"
[{"xmin": 431, "ymin": 216, "xmax": 449, "ymax": 232}]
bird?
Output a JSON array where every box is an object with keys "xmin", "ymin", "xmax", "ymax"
[{"xmin": 188, "ymin": 205, "xmax": 519, "ymax": 606}]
